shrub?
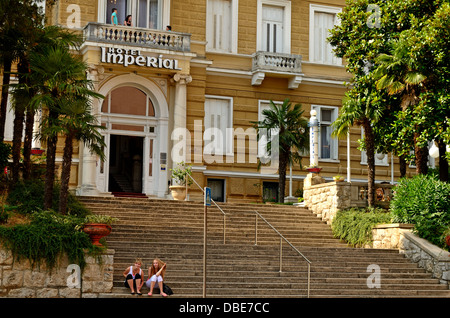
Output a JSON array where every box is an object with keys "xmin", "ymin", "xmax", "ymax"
[
  {"xmin": 331, "ymin": 207, "xmax": 392, "ymax": 247},
  {"xmin": 0, "ymin": 210, "xmax": 96, "ymax": 270},
  {"xmin": 390, "ymin": 174, "xmax": 450, "ymax": 248},
  {"xmin": 6, "ymin": 179, "xmax": 90, "ymax": 217}
]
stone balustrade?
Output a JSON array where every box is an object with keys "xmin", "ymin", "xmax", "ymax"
[
  {"xmin": 252, "ymin": 51, "xmax": 302, "ymax": 74},
  {"xmin": 83, "ymin": 23, "xmax": 191, "ymax": 52},
  {"xmin": 0, "ymin": 247, "xmax": 114, "ymax": 298}
]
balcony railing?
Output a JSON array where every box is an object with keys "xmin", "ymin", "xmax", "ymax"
[
  {"xmin": 252, "ymin": 51, "xmax": 302, "ymax": 74},
  {"xmin": 251, "ymin": 51, "xmax": 303, "ymax": 88},
  {"xmin": 83, "ymin": 22, "xmax": 191, "ymax": 52}
]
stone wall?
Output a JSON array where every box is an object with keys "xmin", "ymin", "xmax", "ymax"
[
  {"xmin": 0, "ymin": 247, "xmax": 114, "ymax": 298},
  {"xmin": 303, "ymin": 180, "xmax": 351, "ymax": 224},
  {"xmin": 371, "ymin": 224, "xmax": 450, "ymax": 286}
]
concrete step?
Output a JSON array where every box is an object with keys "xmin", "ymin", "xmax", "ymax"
[{"xmin": 79, "ymin": 196, "xmax": 450, "ymax": 298}]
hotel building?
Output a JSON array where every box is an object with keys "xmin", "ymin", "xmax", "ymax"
[{"xmin": 3, "ymin": 0, "xmax": 430, "ymax": 203}]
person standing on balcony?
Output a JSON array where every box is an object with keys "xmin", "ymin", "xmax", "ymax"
[
  {"xmin": 111, "ymin": 8, "xmax": 119, "ymax": 26},
  {"xmin": 123, "ymin": 259, "xmax": 144, "ymax": 295},
  {"xmin": 146, "ymin": 258, "xmax": 168, "ymax": 297},
  {"xmin": 124, "ymin": 15, "xmax": 132, "ymax": 26}
]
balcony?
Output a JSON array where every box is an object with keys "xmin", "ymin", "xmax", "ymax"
[
  {"xmin": 83, "ymin": 23, "xmax": 191, "ymax": 53},
  {"xmin": 251, "ymin": 51, "xmax": 303, "ymax": 89}
]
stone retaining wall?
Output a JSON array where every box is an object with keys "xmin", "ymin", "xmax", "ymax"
[
  {"xmin": 0, "ymin": 247, "xmax": 114, "ymax": 298},
  {"xmin": 371, "ymin": 224, "xmax": 450, "ymax": 286},
  {"xmin": 303, "ymin": 181, "xmax": 351, "ymax": 224}
]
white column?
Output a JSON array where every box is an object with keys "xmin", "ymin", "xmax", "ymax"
[
  {"xmin": 171, "ymin": 73, "xmax": 192, "ymax": 165},
  {"xmin": 77, "ymin": 65, "xmax": 102, "ymax": 196}
]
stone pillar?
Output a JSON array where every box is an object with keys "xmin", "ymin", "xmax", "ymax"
[
  {"xmin": 171, "ymin": 73, "xmax": 192, "ymax": 165},
  {"xmin": 77, "ymin": 64, "xmax": 103, "ymax": 196}
]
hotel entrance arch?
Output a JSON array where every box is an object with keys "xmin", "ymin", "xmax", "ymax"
[{"xmin": 96, "ymin": 74, "xmax": 169, "ymax": 197}]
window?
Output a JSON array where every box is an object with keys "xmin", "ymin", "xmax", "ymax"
[
  {"xmin": 204, "ymin": 96, "xmax": 233, "ymax": 155},
  {"xmin": 311, "ymin": 105, "xmax": 338, "ymax": 160},
  {"xmin": 206, "ymin": 0, "xmax": 238, "ymax": 53},
  {"xmin": 257, "ymin": 100, "xmax": 281, "ymax": 159},
  {"xmin": 309, "ymin": 4, "xmax": 342, "ymax": 65},
  {"xmin": 257, "ymin": 0, "xmax": 291, "ymax": 54},
  {"xmin": 99, "ymin": 0, "xmax": 169, "ymax": 30}
]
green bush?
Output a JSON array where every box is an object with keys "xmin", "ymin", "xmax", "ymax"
[
  {"xmin": 6, "ymin": 179, "xmax": 90, "ymax": 217},
  {"xmin": 390, "ymin": 174, "xmax": 450, "ymax": 248},
  {"xmin": 0, "ymin": 210, "xmax": 96, "ymax": 270},
  {"xmin": 331, "ymin": 207, "xmax": 392, "ymax": 247}
]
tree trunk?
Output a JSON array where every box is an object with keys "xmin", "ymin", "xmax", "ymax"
[
  {"xmin": 399, "ymin": 155, "xmax": 407, "ymax": 178},
  {"xmin": 278, "ymin": 149, "xmax": 289, "ymax": 204},
  {"xmin": 362, "ymin": 121, "xmax": 376, "ymax": 207},
  {"xmin": 11, "ymin": 59, "xmax": 29, "ymax": 185},
  {"xmin": 438, "ymin": 139, "xmax": 449, "ymax": 182},
  {"xmin": 23, "ymin": 108, "xmax": 35, "ymax": 180},
  {"xmin": 59, "ymin": 132, "xmax": 74, "ymax": 215},
  {"xmin": 11, "ymin": 102, "xmax": 25, "ymax": 185},
  {"xmin": 414, "ymin": 133, "xmax": 428, "ymax": 175},
  {"xmin": 43, "ymin": 110, "xmax": 59, "ymax": 210},
  {"xmin": 0, "ymin": 58, "xmax": 12, "ymax": 143}
]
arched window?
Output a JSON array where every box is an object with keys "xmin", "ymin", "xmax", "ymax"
[{"xmin": 102, "ymin": 86, "xmax": 155, "ymax": 117}]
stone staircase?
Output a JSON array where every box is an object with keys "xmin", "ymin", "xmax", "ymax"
[{"xmin": 78, "ymin": 196, "xmax": 450, "ymax": 298}]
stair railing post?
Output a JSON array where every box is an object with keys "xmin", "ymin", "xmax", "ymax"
[
  {"xmin": 279, "ymin": 237, "xmax": 282, "ymax": 273},
  {"xmin": 307, "ymin": 263, "xmax": 311, "ymax": 298},
  {"xmin": 223, "ymin": 214, "xmax": 226, "ymax": 244},
  {"xmin": 185, "ymin": 175, "xmax": 188, "ymax": 201},
  {"xmin": 255, "ymin": 214, "xmax": 258, "ymax": 245}
]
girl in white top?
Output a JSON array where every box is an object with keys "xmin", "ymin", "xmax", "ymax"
[
  {"xmin": 123, "ymin": 259, "xmax": 144, "ymax": 295},
  {"xmin": 146, "ymin": 258, "xmax": 167, "ymax": 297}
]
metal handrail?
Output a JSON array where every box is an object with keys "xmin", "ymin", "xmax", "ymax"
[
  {"xmin": 186, "ymin": 173, "xmax": 227, "ymax": 244},
  {"xmin": 184, "ymin": 172, "xmax": 311, "ymax": 298}
]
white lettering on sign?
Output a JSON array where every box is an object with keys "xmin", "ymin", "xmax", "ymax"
[{"xmin": 100, "ymin": 47, "xmax": 182, "ymax": 70}]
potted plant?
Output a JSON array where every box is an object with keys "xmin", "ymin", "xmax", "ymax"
[
  {"xmin": 444, "ymin": 228, "xmax": 450, "ymax": 247},
  {"xmin": 305, "ymin": 164, "xmax": 322, "ymax": 173},
  {"xmin": 333, "ymin": 175, "xmax": 345, "ymax": 182},
  {"xmin": 169, "ymin": 162, "xmax": 193, "ymax": 200},
  {"xmin": 82, "ymin": 214, "xmax": 118, "ymax": 247}
]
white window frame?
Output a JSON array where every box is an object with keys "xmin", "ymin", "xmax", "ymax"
[
  {"xmin": 204, "ymin": 95, "xmax": 234, "ymax": 156},
  {"xmin": 206, "ymin": 0, "xmax": 238, "ymax": 54},
  {"xmin": 360, "ymin": 128, "xmax": 389, "ymax": 166},
  {"xmin": 257, "ymin": 100, "xmax": 282, "ymax": 159},
  {"xmin": 256, "ymin": 0, "xmax": 291, "ymax": 54},
  {"xmin": 311, "ymin": 104, "xmax": 339, "ymax": 161},
  {"xmin": 97, "ymin": 0, "xmax": 171, "ymax": 29},
  {"xmin": 309, "ymin": 4, "xmax": 342, "ymax": 65}
]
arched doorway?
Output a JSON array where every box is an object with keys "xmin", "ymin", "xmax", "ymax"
[{"xmin": 96, "ymin": 75, "xmax": 169, "ymax": 197}]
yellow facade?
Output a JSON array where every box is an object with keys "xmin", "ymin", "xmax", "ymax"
[{"xmin": 10, "ymin": 0, "xmax": 424, "ymax": 202}]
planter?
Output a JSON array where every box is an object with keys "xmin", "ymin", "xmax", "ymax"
[
  {"xmin": 170, "ymin": 185, "xmax": 186, "ymax": 201},
  {"xmin": 446, "ymin": 235, "xmax": 450, "ymax": 247},
  {"xmin": 83, "ymin": 223, "xmax": 112, "ymax": 247},
  {"xmin": 306, "ymin": 167, "xmax": 322, "ymax": 173},
  {"xmin": 30, "ymin": 149, "xmax": 44, "ymax": 155}
]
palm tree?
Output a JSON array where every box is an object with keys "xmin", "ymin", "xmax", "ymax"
[
  {"xmin": 252, "ymin": 99, "xmax": 309, "ymax": 203},
  {"xmin": 0, "ymin": 0, "xmax": 44, "ymax": 143},
  {"xmin": 57, "ymin": 95, "xmax": 105, "ymax": 214},
  {"xmin": 29, "ymin": 44, "xmax": 94, "ymax": 210},
  {"xmin": 332, "ymin": 86, "xmax": 385, "ymax": 207},
  {"xmin": 374, "ymin": 41, "xmax": 428, "ymax": 174}
]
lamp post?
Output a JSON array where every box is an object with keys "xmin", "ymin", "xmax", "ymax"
[
  {"xmin": 309, "ymin": 110, "xmax": 319, "ymax": 167},
  {"xmin": 429, "ymin": 140, "xmax": 439, "ymax": 159}
]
